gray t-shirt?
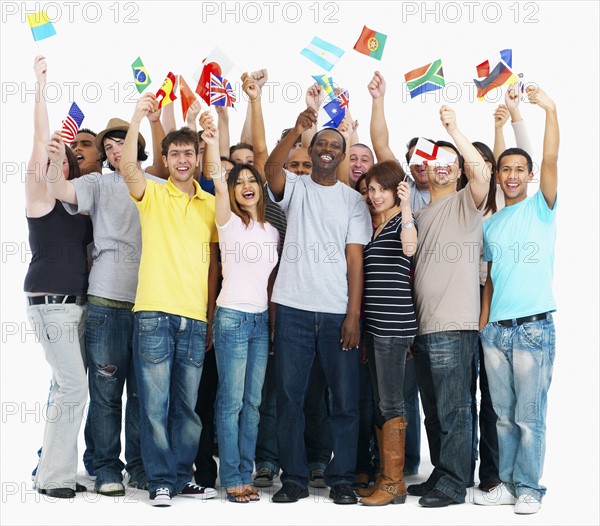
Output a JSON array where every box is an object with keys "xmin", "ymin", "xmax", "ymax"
[
  {"xmin": 407, "ymin": 176, "xmax": 431, "ymax": 213},
  {"xmin": 269, "ymin": 171, "xmax": 372, "ymax": 314},
  {"xmin": 413, "ymin": 184, "xmax": 484, "ymax": 335},
  {"xmin": 63, "ymin": 171, "xmax": 164, "ymax": 303}
]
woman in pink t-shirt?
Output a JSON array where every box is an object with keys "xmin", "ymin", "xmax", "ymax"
[{"xmin": 201, "ymin": 112, "xmax": 279, "ymax": 503}]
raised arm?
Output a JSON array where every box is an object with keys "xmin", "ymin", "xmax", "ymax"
[
  {"xmin": 397, "ymin": 181, "xmax": 417, "ymax": 257},
  {"xmin": 27, "ymin": 57, "xmax": 50, "ymax": 202},
  {"xmin": 161, "ymin": 98, "xmax": 176, "ymax": 133},
  {"xmin": 215, "ymin": 105, "xmax": 230, "ymax": 158},
  {"xmin": 527, "ymin": 86, "xmax": 558, "ymax": 209},
  {"xmin": 45, "ymin": 131, "xmax": 78, "ymax": 204},
  {"xmin": 368, "ymin": 71, "xmax": 396, "ymax": 163},
  {"xmin": 146, "ymin": 103, "xmax": 168, "ymax": 178},
  {"xmin": 506, "ymin": 82, "xmax": 532, "ymax": 154},
  {"xmin": 185, "ymin": 99, "xmax": 202, "ymax": 132},
  {"xmin": 336, "ymin": 116, "xmax": 358, "ymax": 186},
  {"xmin": 300, "ymin": 83, "xmax": 325, "ymax": 149},
  {"xmin": 242, "ymin": 72, "xmax": 268, "ymax": 175},
  {"xmin": 240, "ymin": 69, "xmax": 268, "ymax": 144},
  {"xmin": 492, "ymin": 104, "xmax": 509, "ymax": 161},
  {"xmin": 200, "ymin": 111, "xmax": 230, "ymax": 226},
  {"xmin": 122, "ymin": 93, "xmax": 157, "ymax": 200},
  {"xmin": 265, "ymin": 108, "xmax": 316, "ymax": 200},
  {"xmin": 440, "ymin": 105, "xmax": 490, "ymax": 207}
]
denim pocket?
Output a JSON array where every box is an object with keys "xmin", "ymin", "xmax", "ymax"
[
  {"xmin": 187, "ymin": 321, "xmax": 207, "ymax": 367},
  {"xmin": 520, "ymin": 322, "xmax": 543, "ymax": 348},
  {"xmin": 218, "ymin": 314, "xmax": 243, "ymax": 332},
  {"xmin": 86, "ymin": 312, "xmax": 108, "ymax": 330},
  {"xmin": 138, "ymin": 315, "xmax": 169, "ymax": 363}
]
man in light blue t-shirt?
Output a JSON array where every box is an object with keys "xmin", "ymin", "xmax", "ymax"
[{"xmin": 476, "ymin": 87, "xmax": 559, "ymax": 515}]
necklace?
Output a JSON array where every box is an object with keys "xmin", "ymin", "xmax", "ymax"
[{"xmin": 373, "ymin": 209, "xmax": 402, "ymax": 240}]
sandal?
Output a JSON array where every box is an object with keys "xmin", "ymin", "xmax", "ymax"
[
  {"xmin": 243, "ymin": 485, "xmax": 260, "ymax": 502},
  {"xmin": 226, "ymin": 487, "xmax": 249, "ymax": 504}
]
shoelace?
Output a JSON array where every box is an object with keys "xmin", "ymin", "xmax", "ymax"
[
  {"xmin": 256, "ymin": 468, "xmax": 272, "ymax": 477},
  {"xmin": 185, "ymin": 483, "xmax": 205, "ymax": 492},
  {"xmin": 155, "ymin": 488, "xmax": 170, "ymax": 497}
]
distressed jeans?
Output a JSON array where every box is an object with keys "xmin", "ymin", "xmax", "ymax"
[{"xmin": 480, "ymin": 315, "xmax": 555, "ymax": 501}]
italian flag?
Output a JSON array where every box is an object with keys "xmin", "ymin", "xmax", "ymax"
[{"xmin": 353, "ymin": 26, "xmax": 387, "ymax": 61}]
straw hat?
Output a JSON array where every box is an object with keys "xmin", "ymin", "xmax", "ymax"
[{"xmin": 95, "ymin": 118, "xmax": 146, "ymax": 151}]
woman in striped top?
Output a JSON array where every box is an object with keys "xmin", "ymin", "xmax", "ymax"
[{"xmin": 360, "ymin": 160, "xmax": 418, "ymax": 507}]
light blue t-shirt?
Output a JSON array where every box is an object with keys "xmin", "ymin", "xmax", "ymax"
[
  {"xmin": 483, "ymin": 189, "xmax": 557, "ymax": 322},
  {"xmin": 268, "ymin": 171, "xmax": 372, "ymax": 314}
]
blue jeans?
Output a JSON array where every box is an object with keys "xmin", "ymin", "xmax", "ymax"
[
  {"xmin": 133, "ymin": 311, "xmax": 206, "ymax": 494},
  {"xmin": 403, "ymin": 355, "xmax": 421, "ymax": 474},
  {"xmin": 413, "ymin": 331, "xmax": 477, "ymax": 503},
  {"xmin": 213, "ymin": 307, "xmax": 269, "ymax": 488},
  {"xmin": 274, "ymin": 304, "xmax": 359, "ymax": 489},
  {"xmin": 86, "ymin": 303, "xmax": 144, "ymax": 487},
  {"xmin": 255, "ymin": 355, "xmax": 332, "ymax": 473},
  {"xmin": 356, "ymin": 359, "xmax": 376, "ymax": 476},
  {"xmin": 480, "ymin": 315, "xmax": 555, "ymax": 501}
]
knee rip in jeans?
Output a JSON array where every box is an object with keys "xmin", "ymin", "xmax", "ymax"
[{"xmin": 96, "ymin": 364, "xmax": 117, "ymax": 378}]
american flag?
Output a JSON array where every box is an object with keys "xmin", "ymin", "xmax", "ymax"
[
  {"xmin": 60, "ymin": 102, "xmax": 84, "ymax": 143},
  {"xmin": 336, "ymin": 90, "xmax": 350, "ymax": 109},
  {"xmin": 209, "ymin": 73, "xmax": 236, "ymax": 108}
]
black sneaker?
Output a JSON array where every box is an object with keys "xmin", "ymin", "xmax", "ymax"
[
  {"xmin": 254, "ymin": 467, "xmax": 276, "ymax": 488},
  {"xmin": 309, "ymin": 469, "xmax": 327, "ymax": 489},
  {"xmin": 407, "ymin": 481, "xmax": 434, "ymax": 497},
  {"xmin": 329, "ymin": 484, "xmax": 357, "ymax": 505},
  {"xmin": 272, "ymin": 483, "xmax": 309, "ymax": 503},
  {"xmin": 149, "ymin": 487, "xmax": 172, "ymax": 507},
  {"xmin": 177, "ymin": 482, "xmax": 217, "ymax": 500}
]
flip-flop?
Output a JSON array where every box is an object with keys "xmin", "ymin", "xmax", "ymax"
[
  {"xmin": 226, "ymin": 489, "xmax": 249, "ymax": 503},
  {"xmin": 243, "ymin": 486, "xmax": 260, "ymax": 502}
]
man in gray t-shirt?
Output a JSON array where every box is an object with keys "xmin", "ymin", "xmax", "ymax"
[
  {"xmin": 46, "ymin": 117, "xmax": 165, "ymax": 496},
  {"xmin": 407, "ymin": 107, "xmax": 490, "ymax": 508},
  {"xmin": 265, "ymin": 107, "xmax": 371, "ymax": 505}
]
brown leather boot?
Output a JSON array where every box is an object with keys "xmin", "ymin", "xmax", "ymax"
[
  {"xmin": 360, "ymin": 417, "xmax": 407, "ymax": 506},
  {"xmin": 356, "ymin": 426, "xmax": 383, "ymax": 497}
]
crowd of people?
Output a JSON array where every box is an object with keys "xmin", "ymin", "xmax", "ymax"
[{"xmin": 24, "ymin": 55, "xmax": 559, "ymax": 514}]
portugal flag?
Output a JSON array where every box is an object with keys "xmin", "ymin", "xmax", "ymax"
[{"xmin": 353, "ymin": 26, "xmax": 387, "ymax": 61}]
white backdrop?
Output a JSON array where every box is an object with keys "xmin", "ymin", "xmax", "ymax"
[{"xmin": 1, "ymin": 1, "xmax": 599, "ymax": 525}]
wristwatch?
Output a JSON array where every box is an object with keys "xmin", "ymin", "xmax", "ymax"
[{"xmin": 402, "ymin": 220, "xmax": 415, "ymax": 229}]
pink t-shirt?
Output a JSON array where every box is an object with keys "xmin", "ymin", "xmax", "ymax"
[{"xmin": 216, "ymin": 213, "xmax": 279, "ymax": 311}]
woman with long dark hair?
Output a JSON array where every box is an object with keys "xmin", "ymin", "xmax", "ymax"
[{"xmin": 201, "ymin": 111, "xmax": 279, "ymax": 503}]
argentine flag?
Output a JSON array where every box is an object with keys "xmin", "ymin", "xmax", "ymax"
[{"xmin": 301, "ymin": 37, "xmax": 345, "ymax": 72}]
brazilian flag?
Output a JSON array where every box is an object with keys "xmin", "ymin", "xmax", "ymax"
[{"xmin": 132, "ymin": 57, "xmax": 151, "ymax": 93}]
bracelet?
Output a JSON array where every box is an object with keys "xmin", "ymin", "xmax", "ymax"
[{"xmin": 402, "ymin": 220, "xmax": 415, "ymax": 229}]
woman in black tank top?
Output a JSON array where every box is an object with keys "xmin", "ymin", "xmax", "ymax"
[{"xmin": 24, "ymin": 56, "xmax": 92, "ymax": 499}]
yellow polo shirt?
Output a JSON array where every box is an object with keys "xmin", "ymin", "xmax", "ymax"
[{"xmin": 132, "ymin": 178, "xmax": 218, "ymax": 321}]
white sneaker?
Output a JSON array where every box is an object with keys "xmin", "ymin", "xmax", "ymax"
[
  {"xmin": 514, "ymin": 494, "xmax": 541, "ymax": 514},
  {"xmin": 150, "ymin": 487, "xmax": 172, "ymax": 507},
  {"xmin": 96, "ymin": 482, "xmax": 125, "ymax": 496},
  {"xmin": 474, "ymin": 483, "xmax": 516, "ymax": 506}
]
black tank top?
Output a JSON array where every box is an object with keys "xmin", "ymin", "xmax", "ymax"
[{"xmin": 24, "ymin": 200, "xmax": 93, "ymax": 295}]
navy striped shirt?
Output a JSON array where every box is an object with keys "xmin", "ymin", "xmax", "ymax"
[{"xmin": 363, "ymin": 214, "xmax": 417, "ymax": 338}]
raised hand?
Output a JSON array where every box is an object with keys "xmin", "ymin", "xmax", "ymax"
[
  {"xmin": 397, "ymin": 180, "xmax": 412, "ymax": 207},
  {"xmin": 494, "ymin": 104, "xmax": 510, "ymax": 128},
  {"xmin": 295, "ymin": 107, "xmax": 318, "ymax": 134},
  {"xmin": 186, "ymin": 99, "xmax": 202, "ymax": 125},
  {"xmin": 241, "ymin": 72, "xmax": 260, "ymax": 102},
  {"xmin": 368, "ymin": 71, "xmax": 386, "ymax": 99},
  {"xmin": 338, "ymin": 116, "xmax": 358, "ymax": 142},
  {"xmin": 33, "ymin": 55, "xmax": 47, "ymax": 84},
  {"xmin": 505, "ymin": 82, "xmax": 521, "ymax": 112},
  {"xmin": 250, "ymin": 68, "xmax": 268, "ymax": 88},
  {"xmin": 46, "ymin": 131, "xmax": 66, "ymax": 164},
  {"xmin": 199, "ymin": 111, "xmax": 218, "ymax": 144},
  {"xmin": 305, "ymin": 83, "xmax": 325, "ymax": 111},
  {"xmin": 133, "ymin": 92, "xmax": 158, "ymax": 123},
  {"xmin": 526, "ymin": 85, "xmax": 556, "ymax": 112},
  {"xmin": 440, "ymin": 105, "xmax": 457, "ymax": 133}
]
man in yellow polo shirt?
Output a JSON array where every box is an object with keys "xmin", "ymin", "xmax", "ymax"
[{"xmin": 121, "ymin": 93, "xmax": 219, "ymax": 507}]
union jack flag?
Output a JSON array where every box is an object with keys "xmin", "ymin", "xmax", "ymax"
[
  {"xmin": 336, "ymin": 90, "xmax": 349, "ymax": 109},
  {"xmin": 209, "ymin": 73, "xmax": 236, "ymax": 108},
  {"xmin": 60, "ymin": 102, "xmax": 84, "ymax": 143}
]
